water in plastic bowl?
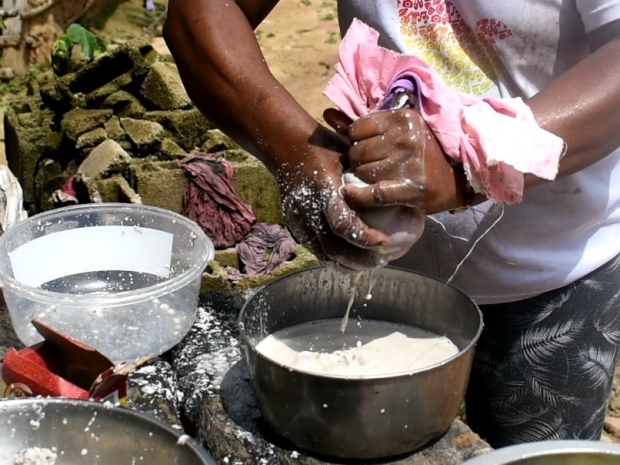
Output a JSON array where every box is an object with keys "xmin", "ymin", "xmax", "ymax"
[{"xmin": 0, "ymin": 203, "xmax": 214, "ymax": 363}]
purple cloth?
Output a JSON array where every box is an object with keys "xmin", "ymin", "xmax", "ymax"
[
  {"xmin": 378, "ymin": 74, "xmax": 420, "ymax": 111},
  {"xmin": 227, "ymin": 223, "xmax": 296, "ymax": 281}
]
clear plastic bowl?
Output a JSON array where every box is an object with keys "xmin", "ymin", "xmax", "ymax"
[{"xmin": 0, "ymin": 203, "xmax": 214, "ymax": 363}]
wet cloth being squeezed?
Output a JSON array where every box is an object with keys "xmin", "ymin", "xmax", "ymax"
[
  {"xmin": 179, "ymin": 154, "xmax": 257, "ymax": 249},
  {"xmin": 324, "ymin": 19, "xmax": 566, "ymax": 204}
]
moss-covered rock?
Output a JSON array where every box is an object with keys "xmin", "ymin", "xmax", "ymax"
[
  {"xmin": 76, "ymin": 127, "xmax": 108, "ymax": 150},
  {"xmin": 103, "ymin": 116, "xmax": 126, "ymax": 141},
  {"xmin": 128, "ymin": 161, "xmax": 186, "ymax": 213},
  {"xmin": 61, "ymin": 108, "xmax": 113, "ymax": 141},
  {"xmin": 120, "ymin": 117, "xmax": 164, "ymax": 152},
  {"xmin": 214, "ymin": 248, "xmax": 240, "ymax": 269},
  {"xmin": 56, "ymin": 38, "xmax": 157, "ymax": 109},
  {"xmin": 78, "ymin": 139, "xmax": 132, "ymax": 180},
  {"xmin": 141, "ymin": 61, "xmax": 193, "ymax": 110},
  {"xmin": 200, "ymin": 129, "xmax": 240, "ymax": 153},
  {"xmin": 4, "ymin": 104, "xmax": 63, "ymax": 208},
  {"xmin": 224, "ymin": 152, "xmax": 283, "ymax": 224},
  {"xmin": 200, "ymin": 261, "xmax": 233, "ymax": 292},
  {"xmin": 159, "ymin": 138, "xmax": 186, "ymax": 160},
  {"xmin": 102, "ymin": 90, "xmax": 147, "ymax": 118},
  {"xmin": 143, "ymin": 109, "xmax": 212, "ymax": 152},
  {"xmin": 34, "ymin": 158, "xmax": 66, "ymax": 213},
  {"xmin": 95, "ymin": 175, "xmax": 142, "ymax": 204}
]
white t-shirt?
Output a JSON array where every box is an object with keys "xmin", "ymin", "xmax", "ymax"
[{"xmin": 337, "ymin": 1, "xmax": 620, "ymax": 304}]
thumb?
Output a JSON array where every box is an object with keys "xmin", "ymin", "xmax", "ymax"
[{"xmin": 323, "ymin": 108, "xmax": 353, "ymax": 135}]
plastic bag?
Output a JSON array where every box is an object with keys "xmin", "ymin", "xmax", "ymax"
[
  {"xmin": 0, "ymin": 165, "xmax": 27, "ymax": 234},
  {"xmin": 341, "ymin": 171, "xmax": 424, "ymax": 262}
]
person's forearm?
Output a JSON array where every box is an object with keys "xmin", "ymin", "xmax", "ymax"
[
  {"xmin": 163, "ymin": 0, "xmax": 319, "ymax": 173},
  {"xmin": 525, "ymin": 21, "xmax": 620, "ymax": 187}
]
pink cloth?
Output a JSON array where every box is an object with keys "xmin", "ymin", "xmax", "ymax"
[{"xmin": 323, "ymin": 19, "xmax": 565, "ymax": 204}]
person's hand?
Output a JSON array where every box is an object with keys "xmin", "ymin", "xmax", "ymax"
[
  {"xmin": 275, "ymin": 124, "xmax": 391, "ymax": 272},
  {"xmin": 324, "ymin": 107, "xmax": 466, "ymax": 214}
]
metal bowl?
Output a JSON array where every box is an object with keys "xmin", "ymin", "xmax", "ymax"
[
  {"xmin": 239, "ymin": 266, "xmax": 483, "ymax": 460},
  {"xmin": 0, "ymin": 398, "xmax": 216, "ymax": 464},
  {"xmin": 462, "ymin": 440, "xmax": 620, "ymax": 464}
]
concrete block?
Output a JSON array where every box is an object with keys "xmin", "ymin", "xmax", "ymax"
[
  {"xmin": 120, "ymin": 117, "xmax": 164, "ymax": 152},
  {"xmin": 78, "ymin": 139, "xmax": 132, "ymax": 180},
  {"xmin": 56, "ymin": 38, "xmax": 158, "ymax": 109},
  {"xmin": 33, "ymin": 158, "xmax": 67, "ymax": 213},
  {"xmin": 76, "ymin": 127, "xmax": 108, "ymax": 150},
  {"xmin": 200, "ymin": 129, "xmax": 240, "ymax": 153},
  {"xmin": 159, "ymin": 138, "xmax": 186, "ymax": 160},
  {"xmin": 95, "ymin": 175, "xmax": 142, "ymax": 204},
  {"xmin": 143, "ymin": 109, "xmax": 212, "ymax": 151},
  {"xmin": 223, "ymin": 151, "xmax": 283, "ymax": 224},
  {"xmin": 4, "ymin": 104, "xmax": 63, "ymax": 208},
  {"xmin": 141, "ymin": 61, "xmax": 193, "ymax": 110},
  {"xmin": 61, "ymin": 108, "xmax": 113, "ymax": 141},
  {"xmin": 104, "ymin": 116, "xmax": 127, "ymax": 142},
  {"xmin": 128, "ymin": 161, "xmax": 186, "ymax": 213},
  {"xmin": 102, "ymin": 90, "xmax": 147, "ymax": 118}
]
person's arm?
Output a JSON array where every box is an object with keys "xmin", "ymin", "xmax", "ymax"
[
  {"xmin": 163, "ymin": 0, "xmax": 315, "ymax": 171},
  {"xmin": 163, "ymin": 0, "xmax": 389, "ymax": 270},
  {"xmin": 525, "ymin": 19, "xmax": 620, "ymax": 186}
]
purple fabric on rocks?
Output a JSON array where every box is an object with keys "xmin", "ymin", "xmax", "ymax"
[{"xmin": 227, "ymin": 223, "xmax": 296, "ymax": 281}]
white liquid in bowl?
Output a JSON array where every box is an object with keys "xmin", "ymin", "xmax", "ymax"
[{"xmin": 255, "ymin": 319, "xmax": 459, "ymax": 378}]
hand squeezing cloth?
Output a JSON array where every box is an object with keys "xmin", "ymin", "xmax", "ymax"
[{"xmin": 325, "ymin": 19, "xmax": 566, "ymax": 205}]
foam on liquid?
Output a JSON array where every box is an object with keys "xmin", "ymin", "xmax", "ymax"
[{"xmin": 256, "ymin": 319, "xmax": 459, "ymax": 377}]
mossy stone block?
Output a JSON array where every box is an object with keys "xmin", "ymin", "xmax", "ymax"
[
  {"xmin": 120, "ymin": 117, "xmax": 164, "ymax": 152},
  {"xmin": 200, "ymin": 129, "xmax": 240, "ymax": 153},
  {"xmin": 102, "ymin": 90, "xmax": 147, "ymax": 118},
  {"xmin": 143, "ymin": 109, "xmax": 213, "ymax": 151},
  {"xmin": 76, "ymin": 127, "xmax": 108, "ymax": 150},
  {"xmin": 61, "ymin": 108, "xmax": 113, "ymax": 141},
  {"xmin": 141, "ymin": 61, "xmax": 192, "ymax": 110}
]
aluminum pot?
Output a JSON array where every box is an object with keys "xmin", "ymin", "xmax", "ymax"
[
  {"xmin": 462, "ymin": 440, "xmax": 620, "ymax": 464},
  {"xmin": 0, "ymin": 398, "xmax": 216, "ymax": 464},
  {"xmin": 238, "ymin": 266, "xmax": 483, "ymax": 460}
]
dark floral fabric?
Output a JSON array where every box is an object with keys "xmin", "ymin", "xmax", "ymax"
[{"xmin": 466, "ymin": 254, "xmax": 620, "ymax": 447}]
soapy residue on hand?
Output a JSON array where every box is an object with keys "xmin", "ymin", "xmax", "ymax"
[
  {"xmin": 256, "ymin": 319, "xmax": 458, "ymax": 377},
  {"xmin": 13, "ymin": 447, "xmax": 57, "ymax": 465}
]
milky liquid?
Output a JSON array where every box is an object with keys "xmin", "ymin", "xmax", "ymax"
[
  {"xmin": 256, "ymin": 319, "xmax": 459, "ymax": 377},
  {"xmin": 340, "ymin": 270, "xmax": 375, "ymax": 333}
]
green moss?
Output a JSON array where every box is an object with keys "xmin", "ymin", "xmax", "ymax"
[
  {"xmin": 200, "ymin": 129, "xmax": 240, "ymax": 153},
  {"xmin": 159, "ymin": 138, "xmax": 186, "ymax": 160},
  {"xmin": 61, "ymin": 108, "xmax": 113, "ymax": 141},
  {"xmin": 141, "ymin": 61, "xmax": 192, "ymax": 110},
  {"xmin": 102, "ymin": 90, "xmax": 147, "ymax": 117},
  {"xmin": 76, "ymin": 127, "xmax": 108, "ymax": 150},
  {"xmin": 120, "ymin": 117, "xmax": 164, "ymax": 151},
  {"xmin": 233, "ymin": 245, "xmax": 319, "ymax": 289},
  {"xmin": 143, "ymin": 109, "xmax": 213, "ymax": 151},
  {"xmin": 200, "ymin": 261, "xmax": 233, "ymax": 292},
  {"xmin": 228, "ymin": 154, "xmax": 283, "ymax": 224},
  {"xmin": 214, "ymin": 248, "xmax": 240, "ymax": 269}
]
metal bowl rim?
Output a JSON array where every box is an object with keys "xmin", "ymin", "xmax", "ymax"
[
  {"xmin": 462, "ymin": 440, "xmax": 620, "ymax": 465},
  {"xmin": 0, "ymin": 203, "xmax": 215, "ymax": 307},
  {"xmin": 238, "ymin": 265, "xmax": 484, "ymax": 381},
  {"xmin": 0, "ymin": 398, "xmax": 217, "ymax": 464}
]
